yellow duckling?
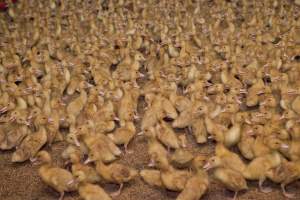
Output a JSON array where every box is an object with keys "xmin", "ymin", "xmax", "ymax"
[
  {"xmin": 156, "ymin": 120, "xmax": 180, "ymax": 150},
  {"xmin": 171, "ymin": 148, "xmax": 194, "ymax": 169},
  {"xmin": 176, "ymin": 155, "xmax": 209, "ymax": 200},
  {"xmin": 140, "ymin": 169, "xmax": 164, "ymax": 188},
  {"xmin": 71, "ymin": 163, "xmax": 102, "ymax": 184},
  {"xmin": 190, "ymin": 118, "xmax": 207, "ymax": 144},
  {"xmin": 95, "ymin": 160, "xmax": 138, "ymax": 196},
  {"xmin": 12, "ymin": 127, "xmax": 47, "ymax": 162},
  {"xmin": 78, "ymin": 183, "xmax": 112, "ymax": 200},
  {"xmin": 279, "ymin": 140, "xmax": 300, "ymax": 161},
  {"xmin": 266, "ymin": 160, "xmax": 300, "ymax": 198},
  {"xmin": 108, "ymin": 121, "xmax": 136, "ymax": 153},
  {"xmin": 242, "ymin": 152, "xmax": 282, "ymax": 193},
  {"xmin": 33, "ymin": 151, "xmax": 77, "ymax": 200},
  {"xmin": 204, "ymin": 157, "xmax": 248, "ymax": 200},
  {"xmin": 157, "ymin": 157, "xmax": 191, "ymax": 192}
]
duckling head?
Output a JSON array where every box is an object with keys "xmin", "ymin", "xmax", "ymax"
[
  {"xmin": 31, "ymin": 150, "xmax": 52, "ymax": 165},
  {"xmin": 192, "ymin": 155, "xmax": 207, "ymax": 170},
  {"xmin": 203, "ymin": 156, "xmax": 222, "ymax": 171},
  {"xmin": 66, "ymin": 132, "xmax": 81, "ymax": 147},
  {"xmin": 266, "ymin": 137, "xmax": 287, "ymax": 150},
  {"xmin": 192, "ymin": 102, "xmax": 208, "ymax": 117}
]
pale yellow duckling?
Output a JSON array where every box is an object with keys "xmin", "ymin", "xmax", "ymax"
[
  {"xmin": 190, "ymin": 118, "xmax": 207, "ymax": 144},
  {"xmin": 33, "ymin": 151, "xmax": 77, "ymax": 200},
  {"xmin": 156, "ymin": 120, "xmax": 180, "ymax": 150},
  {"xmin": 204, "ymin": 156, "xmax": 247, "ymax": 200},
  {"xmin": 157, "ymin": 156, "xmax": 191, "ymax": 192},
  {"xmin": 242, "ymin": 152, "xmax": 282, "ymax": 193},
  {"xmin": 171, "ymin": 148, "xmax": 194, "ymax": 169},
  {"xmin": 12, "ymin": 127, "xmax": 47, "ymax": 162},
  {"xmin": 95, "ymin": 160, "xmax": 138, "ymax": 196},
  {"xmin": 172, "ymin": 101, "xmax": 208, "ymax": 128},
  {"xmin": 108, "ymin": 121, "xmax": 136, "ymax": 153},
  {"xmin": 266, "ymin": 160, "xmax": 300, "ymax": 198},
  {"xmin": 140, "ymin": 169, "xmax": 164, "ymax": 188},
  {"xmin": 71, "ymin": 163, "xmax": 102, "ymax": 184},
  {"xmin": 176, "ymin": 155, "xmax": 209, "ymax": 200},
  {"xmin": 279, "ymin": 140, "xmax": 300, "ymax": 161},
  {"xmin": 78, "ymin": 183, "xmax": 112, "ymax": 200}
]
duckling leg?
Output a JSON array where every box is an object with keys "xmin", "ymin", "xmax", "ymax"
[
  {"xmin": 281, "ymin": 183, "xmax": 295, "ymax": 199},
  {"xmin": 111, "ymin": 183, "xmax": 123, "ymax": 197},
  {"xmin": 58, "ymin": 192, "xmax": 65, "ymax": 200},
  {"xmin": 232, "ymin": 191, "xmax": 238, "ymax": 200},
  {"xmin": 259, "ymin": 177, "xmax": 272, "ymax": 193}
]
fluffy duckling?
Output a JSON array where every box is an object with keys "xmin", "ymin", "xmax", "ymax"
[
  {"xmin": 242, "ymin": 152, "xmax": 282, "ymax": 193},
  {"xmin": 95, "ymin": 160, "xmax": 138, "ymax": 196},
  {"xmin": 279, "ymin": 140, "xmax": 300, "ymax": 161},
  {"xmin": 71, "ymin": 163, "xmax": 102, "ymax": 184},
  {"xmin": 172, "ymin": 101, "xmax": 208, "ymax": 128},
  {"xmin": 78, "ymin": 183, "xmax": 112, "ymax": 200},
  {"xmin": 33, "ymin": 151, "xmax": 77, "ymax": 200},
  {"xmin": 107, "ymin": 121, "xmax": 136, "ymax": 153},
  {"xmin": 176, "ymin": 155, "xmax": 209, "ymax": 200},
  {"xmin": 252, "ymin": 136, "xmax": 287, "ymax": 158},
  {"xmin": 171, "ymin": 148, "xmax": 194, "ymax": 169},
  {"xmin": 157, "ymin": 157, "xmax": 191, "ymax": 192},
  {"xmin": 140, "ymin": 169, "xmax": 164, "ymax": 188},
  {"xmin": 238, "ymin": 126, "xmax": 255, "ymax": 160},
  {"xmin": 11, "ymin": 127, "xmax": 47, "ymax": 162},
  {"xmin": 61, "ymin": 145, "xmax": 85, "ymax": 165},
  {"xmin": 190, "ymin": 118, "xmax": 207, "ymax": 144},
  {"xmin": 144, "ymin": 127, "xmax": 169, "ymax": 167},
  {"xmin": 213, "ymin": 144, "xmax": 246, "ymax": 174},
  {"xmin": 66, "ymin": 87, "xmax": 88, "ymax": 119},
  {"xmin": 266, "ymin": 160, "xmax": 300, "ymax": 198},
  {"xmin": 156, "ymin": 121, "xmax": 180, "ymax": 150}
]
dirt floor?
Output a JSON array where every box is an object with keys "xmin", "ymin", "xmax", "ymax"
[{"xmin": 1, "ymin": 132, "xmax": 300, "ymax": 200}]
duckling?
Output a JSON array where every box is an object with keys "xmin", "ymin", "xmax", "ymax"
[
  {"xmin": 175, "ymin": 154, "xmax": 208, "ymax": 199},
  {"xmin": 214, "ymin": 144, "xmax": 246, "ymax": 174},
  {"xmin": 242, "ymin": 152, "xmax": 282, "ymax": 193},
  {"xmin": 156, "ymin": 121, "xmax": 180, "ymax": 150},
  {"xmin": 190, "ymin": 118, "xmax": 207, "ymax": 144},
  {"xmin": 157, "ymin": 157, "xmax": 191, "ymax": 192},
  {"xmin": 279, "ymin": 140, "xmax": 300, "ymax": 161},
  {"xmin": 32, "ymin": 151, "xmax": 77, "ymax": 200},
  {"xmin": 266, "ymin": 160, "xmax": 300, "ymax": 198},
  {"xmin": 291, "ymin": 96, "xmax": 300, "ymax": 114},
  {"xmin": 207, "ymin": 163, "xmax": 247, "ymax": 200},
  {"xmin": 61, "ymin": 145, "xmax": 85, "ymax": 165},
  {"xmin": 78, "ymin": 183, "xmax": 112, "ymax": 200},
  {"xmin": 252, "ymin": 136, "xmax": 287, "ymax": 158},
  {"xmin": 171, "ymin": 148, "xmax": 194, "ymax": 169},
  {"xmin": 107, "ymin": 121, "xmax": 136, "ymax": 153},
  {"xmin": 71, "ymin": 163, "xmax": 102, "ymax": 184},
  {"xmin": 144, "ymin": 127, "xmax": 169, "ymax": 167},
  {"xmin": 172, "ymin": 101, "xmax": 208, "ymax": 128},
  {"xmin": 66, "ymin": 87, "xmax": 88, "ymax": 119},
  {"xmin": 95, "ymin": 160, "xmax": 138, "ymax": 196},
  {"xmin": 140, "ymin": 169, "xmax": 164, "ymax": 188},
  {"xmin": 238, "ymin": 126, "xmax": 256, "ymax": 160},
  {"xmin": 11, "ymin": 127, "xmax": 47, "ymax": 162}
]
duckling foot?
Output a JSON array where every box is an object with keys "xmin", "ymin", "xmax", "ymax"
[
  {"xmin": 281, "ymin": 184, "xmax": 295, "ymax": 199},
  {"xmin": 110, "ymin": 183, "xmax": 123, "ymax": 197},
  {"xmin": 124, "ymin": 145, "xmax": 133, "ymax": 154}
]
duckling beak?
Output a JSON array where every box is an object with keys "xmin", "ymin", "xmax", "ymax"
[
  {"xmin": 73, "ymin": 136, "xmax": 81, "ymax": 147},
  {"xmin": 0, "ymin": 107, "xmax": 7, "ymax": 113},
  {"xmin": 137, "ymin": 131, "xmax": 144, "ymax": 136},
  {"xmin": 279, "ymin": 115, "xmax": 285, "ymax": 120},
  {"xmin": 84, "ymin": 158, "xmax": 93, "ymax": 164},
  {"xmin": 114, "ymin": 117, "xmax": 120, "ymax": 121},
  {"xmin": 281, "ymin": 144, "xmax": 289, "ymax": 149},
  {"xmin": 207, "ymin": 135, "xmax": 214, "ymax": 140},
  {"xmin": 203, "ymin": 162, "xmax": 212, "ymax": 171}
]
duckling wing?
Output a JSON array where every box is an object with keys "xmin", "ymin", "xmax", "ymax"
[{"xmin": 214, "ymin": 168, "xmax": 247, "ymax": 192}]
